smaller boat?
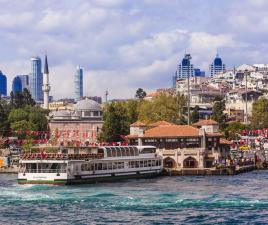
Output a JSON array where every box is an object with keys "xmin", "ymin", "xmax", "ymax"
[{"xmin": 18, "ymin": 145, "xmax": 163, "ymax": 185}]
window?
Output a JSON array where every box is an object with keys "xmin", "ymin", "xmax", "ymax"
[
  {"xmin": 144, "ymin": 161, "xmax": 148, "ymax": 167},
  {"xmin": 93, "ymin": 111, "xmax": 99, "ymax": 117},
  {"xmin": 152, "ymin": 160, "xmax": 156, "ymax": 166},
  {"xmin": 140, "ymin": 161, "xmax": 144, "ymax": 167},
  {"xmin": 134, "ymin": 147, "xmax": 139, "ymax": 156},
  {"xmin": 108, "ymin": 162, "xmax": 113, "ymax": 170},
  {"xmin": 98, "ymin": 163, "xmax": 102, "ymax": 170},
  {"xmin": 103, "ymin": 163, "xmax": 107, "ymax": 170},
  {"xmin": 106, "ymin": 148, "xmax": 112, "ymax": 157},
  {"xmin": 111, "ymin": 147, "xmax": 117, "ymax": 157},
  {"xmin": 140, "ymin": 148, "xmax": 156, "ymax": 154},
  {"xmin": 113, "ymin": 162, "xmax": 117, "ymax": 169},
  {"xmin": 135, "ymin": 161, "xmax": 139, "ymax": 168},
  {"xmin": 129, "ymin": 147, "xmax": 134, "ymax": 156},
  {"xmin": 125, "ymin": 147, "xmax": 130, "ymax": 156},
  {"xmin": 116, "ymin": 147, "xmax": 122, "ymax": 157},
  {"xmin": 121, "ymin": 147, "xmax": 126, "ymax": 156}
]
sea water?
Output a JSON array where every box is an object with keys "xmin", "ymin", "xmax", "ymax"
[{"xmin": 1, "ymin": 171, "xmax": 268, "ymax": 224}]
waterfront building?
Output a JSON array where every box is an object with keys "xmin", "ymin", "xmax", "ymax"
[
  {"xmin": 209, "ymin": 54, "xmax": 226, "ymax": 77},
  {"xmin": 177, "ymin": 54, "xmax": 194, "ymax": 79},
  {"xmin": 29, "ymin": 57, "xmax": 43, "ymax": 102},
  {"xmin": 74, "ymin": 66, "xmax": 83, "ymax": 101},
  {"xmin": 12, "ymin": 76, "xmax": 22, "ymax": 94},
  {"xmin": 0, "ymin": 71, "xmax": 7, "ymax": 96},
  {"xmin": 42, "ymin": 55, "xmax": 50, "ymax": 109},
  {"xmin": 126, "ymin": 119, "xmax": 231, "ymax": 169},
  {"xmin": 49, "ymin": 98, "xmax": 103, "ymax": 144}
]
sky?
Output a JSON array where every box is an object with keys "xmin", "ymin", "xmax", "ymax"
[{"xmin": 0, "ymin": 0, "xmax": 268, "ymax": 100}]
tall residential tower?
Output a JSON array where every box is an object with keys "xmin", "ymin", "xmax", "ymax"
[
  {"xmin": 29, "ymin": 57, "xmax": 43, "ymax": 102},
  {"xmin": 177, "ymin": 54, "xmax": 194, "ymax": 79},
  {"xmin": 74, "ymin": 66, "xmax": 83, "ymax": 101},
  {"xmin": 210, "ymin": 54, "xmax": 226, "ymax": 77}
]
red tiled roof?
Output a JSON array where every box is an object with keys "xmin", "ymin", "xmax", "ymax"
[
  {"xmin": 193, "ymin": 119, "xmax": 218, "ymax": 126},
  {"xmin": 220, "ymin": 138, "xmax": 232, "ymax": 145},
  {"xmin": 127, "ymin": 125, "xmax": 200, "ymax": 138},
  {"xmin": 206, "ymin": 132, "xmax": 223, "ymax": 137},
  {"xmin": 145, "ymin": 92, "xmax": 160, "ymax": 98},
  {"xmin": 150, "ymin": 120, "xmax": 173, "ymax": 127},
  {"xmin": 130, "ymin": 121, "xmax": 146, "ymax": 127}
]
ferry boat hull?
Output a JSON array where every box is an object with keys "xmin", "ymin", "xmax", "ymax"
[{"xmin": 18, "ymin": 170, "xmax": 162, "ymax": 185}]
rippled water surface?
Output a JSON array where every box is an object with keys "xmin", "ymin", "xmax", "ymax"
[{"xmin": 1, "ymin": 171, "xmax": 268, "ymax": 224}]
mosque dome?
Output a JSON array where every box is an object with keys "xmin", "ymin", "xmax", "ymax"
[{"xmin": 74, "ymin": 98, "xmax": 102, "ymax": 111}]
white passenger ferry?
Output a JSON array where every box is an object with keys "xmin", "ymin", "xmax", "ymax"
[{"xmin": 18, "ymin": 146, "xmax": 163, "ymax": 185}]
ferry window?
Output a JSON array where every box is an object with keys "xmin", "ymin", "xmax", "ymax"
[
  {"xmin": 121, "ymin": 147, "xmax": 126, "ymax": 156},
  {"xmin": 125, "ymin": 147, "xmax": 130, "ymax": 156},
  {"xmin": 135, "ymin": 161, "xmax": 139, "ymax": 168},
  {"xmin": 103, "ymin": 163, "xmax": 107, "ymax": 170},
  {"xmin": 91, "ymin": 163, "xmax": 95, "ymax": 171},
  {"xmin": 95, "ymin": 163, "xmax": 98, "ymax": 171},
  {"xmin": 144, "ymin": 161, "xmax": 148, "ymax": 167},
  {"xmin": 98, "ymin": 148, "xmax": 104, "ymax": 155},
  {"xmin": 106, "ymin": 148, "xmax": 112, "ymax": 157},
  {"xmin": 98, "ymin": 163, "xmax": 102, "ymax": 170},
  {"xmin": 118, "ymin": 162, "xmax": 124, "ymax": 169},
  {"xmin": 140, "ymin": 161, "xmax": 144, "ymax": 167},
  {"xmin": 134, "ymin": 147, "xmax": 139, "ymax": 156},
  {"xmin": 111, "ymin": 147, "xmax": 117, "ymax": 157},
  {"xmin": 81, "ymin": 164, "xmax": 86, "ymax": 171},
  {"xmin": 156, "ymin": 160, "xmax": 159, "ymax": 166},
  {"xmin": 152, "ymin": 160, "xmax": 156, "ymax": 166},
  {"xmin": 116, "ymin": 147, "xmax": 122, "ymax": 157},
  {"xmin": 130, "ymin": 161, "xmax": 135, "ymax": 168},
  {"xmin": 141, "ymin": 148, "xmax": 156, "ymax": 154},
  {"xmin": 113, "ymin": 162, "xmax": 117, "ymax": 169},
  {"xmin": 108, "ymin": 162, "xmax": 113, "ymax": 170},
  {"xmin": 159, "ymin": 160, "xmax": 162, "ymax": 166},
  {"xmin": 129, "ymin": 147, "xmax": 134, "ymax": 156},
  {"xmin": 148, "ymin": 160, "xmax": 152, "ymax": 167}
]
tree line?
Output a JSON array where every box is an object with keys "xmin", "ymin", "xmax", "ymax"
[{"xmin": 0, "ymin": 88, "xmax": 49, "ymax": 138}]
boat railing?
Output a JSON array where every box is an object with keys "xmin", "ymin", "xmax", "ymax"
[
  {"xmin": 20, "ymin": 153, "xmax": 104, "ymax": 160},
  {"xmin": 20, "ymin": 168, "xmax": 67, "ymax": 173}
]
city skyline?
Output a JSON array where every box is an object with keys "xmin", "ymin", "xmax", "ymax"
[{"xmin": 0, "ymin": 0, "xmax": 268, "ymax": 99}]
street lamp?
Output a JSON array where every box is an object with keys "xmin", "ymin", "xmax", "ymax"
[{"xmin": 185, "ymin": 54, "xmax": 192, "ymax": 125}]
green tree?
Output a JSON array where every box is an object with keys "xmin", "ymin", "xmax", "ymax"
[
  {"xmin": 135, "ymin": 88, "xmax": 147, "ymax": 99},
  {"xmin": 224, "ymin": 122, "xmax": 249, "ymax": 140},
  {"xmin": 138, "ymin": 93, "xmax": 187, "ymax": 124},
  {"xmin": 8, "ymin": 108, "xmax": 28, "ymax": 123},
  {"xmin": 99, "ymin": 102, "xmax": 129, "ymax": 142},
  {"xmin": 251, "ymin": 97, "xmax": 268, "ymax": 129},
  {"xmin": 212, "ymin": 100, "xmax": 227, "ymax": 130},
  {"xmin": 22, "ymin": 88, "xmax": 35, "ymax": 106},
  {"xmin": 190, "ymin": 105, "xmax": 200, "ymax": 124}
]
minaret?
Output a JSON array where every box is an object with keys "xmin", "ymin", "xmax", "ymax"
[{"xmin": 42, "ymin": 55, "xmax": 50, "ymax": 109}]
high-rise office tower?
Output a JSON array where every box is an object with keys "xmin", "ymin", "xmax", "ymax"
[
  {"xmin": 74, "ymin": 66, "xmax": 83, "ymax": 101},
  {"xmin": 18, "ymin": 75, "xmax": 29, "ymax": 91},
  {"xmin": 177, "ymin": 54, "xmax": 194, "ymax": 79},
  {"xmin": 210, "ymin": 54, "xmax": 226, "ymax": 77},
  {"xmin": 42, "ymin": 55, "xmax": 50, "ymax": 109},
  {"xmin": 0, "ymin": 71, "xmax": 7, "ymax": 96},
  {"xmin": 29, "ymin": 56, "xmax": 43, "ymax": 102},
  {"xmin": 12, "ymin": 76, "xmax": 22, "ymax": 94}
]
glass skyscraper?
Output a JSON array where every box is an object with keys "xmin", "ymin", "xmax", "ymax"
[
  {"xmin": 210, "ymin": 54, "xmax": 226, "ymax": 77},
  {"xmin": 0, "ymin": 70, "xmax": 7, "ymax": 96},
  {"xmin": 74, "ymin": 66, "xmax": 83, "ymax": 101},
  {"xmin": 18, "ymin": 75, "xmax": 29, "ymax": 91},
  {"xmin": 29, "ymin": 57, "xmax": 43, "ymax": 102},
  {"xmin": 12, "ymin": 76, "xmax": 22, "ymax": 94},
  {"xmin": 177, "ymin": 54, "xmax": 194, "ymax": 79}
]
